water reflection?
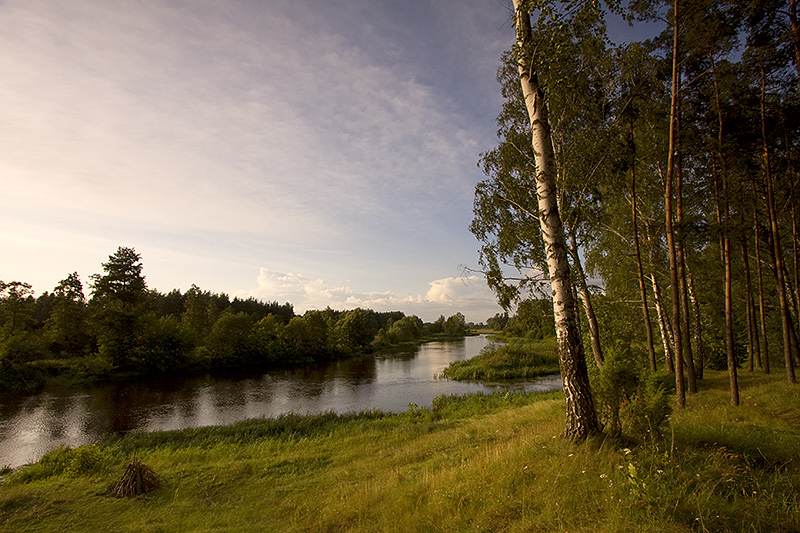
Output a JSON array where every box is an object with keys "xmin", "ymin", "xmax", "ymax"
[{"xmin": 0, "ymin": 336, "xmax": 561, "ymax": 468}]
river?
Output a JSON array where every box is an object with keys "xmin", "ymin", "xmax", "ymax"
[{"xmin": 0, "ymin": 335, "xmax": 561, "ymax": 468}]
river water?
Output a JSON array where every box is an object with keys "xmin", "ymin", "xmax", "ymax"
[{"xmin": 0, "ymin": 335, "xmax": 561, "ymax": 468}]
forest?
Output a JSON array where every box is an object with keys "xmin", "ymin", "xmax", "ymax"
[
  {"xmin": 469, "ymin": 0, "xmax": 800, "ymax": 438},
  {"xmin": 0, "ymin": 246, "xmax": 470, "ymax": 391}
]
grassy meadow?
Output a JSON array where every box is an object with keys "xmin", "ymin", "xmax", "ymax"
[
  {"xmin": 441, "ymin": 338, "xmax": 561, "ymax": 381},
  {"xmin": 1, "ymin": 371, "xmax": 798, "ymax": 532}
]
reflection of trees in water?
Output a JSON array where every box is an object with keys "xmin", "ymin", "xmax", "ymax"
[
  {"xmin": 334, "ymin": 357, "xmax": 378, "ymax": 386},
  {"xmin": 81, "ymin": 376, "xmax": 212, "ymax": 434},
  {"xmin": 1, "ymin": 336, "xmax": 528, "ymax": 468},
  {"xmin": 209, "ymin": 379, "xmax": 249, "ymax": 409},
  {"xmin": 0, "ymin": 391, "xmax": 29, "ymax": 419},
  {"xmin": 283, "ymin": 357, "xmax": 378, "ymax": 397}
]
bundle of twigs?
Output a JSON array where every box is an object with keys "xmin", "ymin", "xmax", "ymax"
[{"xmin": 108, "ymin": 454, "xmax": 160, "ymax": 498}]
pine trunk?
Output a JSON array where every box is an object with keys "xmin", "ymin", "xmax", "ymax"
[
  {"xmin": 666, "ymin": 0, "xmax": 685, "ymax": 407},
  {"xmin": 711, "ymin": 55, "xmax": 739, "ymax": 404},
  {"xmin": 740, "ymin": 198, "xmax": 760, "ymax": 371},
  {"xmin": 512, "ymin": 0, "xmax": 599, "ymax": 439},
  {"xmin": 676, "ymin": 101, "xmax": 696, "ymax": 393},
  {"xmin": 781, "ymin": 112, "xmax": 800, "ymax": 347},
  {"xmin": 760, "ymin": 67, "xmax": 796, "ymax": 384},
  {"xmin": 753, "ymin": 202, "xmax": 771, "ymax": 373}
]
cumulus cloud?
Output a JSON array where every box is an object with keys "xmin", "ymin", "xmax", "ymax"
[{"xmin": 243, "ymin": 269, "xmax": 502, "ymax": 323}]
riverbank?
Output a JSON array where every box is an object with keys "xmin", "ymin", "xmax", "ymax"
[
  {"xmin": 1, "ymin": 371, "xmax": 798, "ymax": 531},
  {"xmin": 441, "ymin": 337, "xmax": 560, "ymax": 380},
  {"xmin": 4, "ymin": 332, "xmax": 481, "ymax": 394}
]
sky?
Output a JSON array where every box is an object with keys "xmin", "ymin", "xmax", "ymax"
[{"xmin": 0, "ymin": 0, "xmax": 659, "ymax": 323}]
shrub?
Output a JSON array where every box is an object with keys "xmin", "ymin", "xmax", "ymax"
[
  {"xmin": 591, "ymin": 347, "xmax": 672, "ymax": 441},
  {"xmin": 64, "ymin": 444, "xmax": 108, "ymax": 477},
  {"xmin": 8, "ymin": 443, "xmax": 108, "ymax": 483}
]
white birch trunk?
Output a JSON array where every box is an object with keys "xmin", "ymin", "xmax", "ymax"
[{"xmin": 511, "ymin": 0, "xmax": 598, "ymax": 440}]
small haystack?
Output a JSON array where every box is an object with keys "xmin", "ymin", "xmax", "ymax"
[{"xmin": 108, "ymin": 455, "xmax": 161, "ymax": 498}]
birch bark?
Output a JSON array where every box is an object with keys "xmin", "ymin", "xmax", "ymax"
[{"xmin": 511, "ymin": 0, "xmax": 599, "ymax": 439}]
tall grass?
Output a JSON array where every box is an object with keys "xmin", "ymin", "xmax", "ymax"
[
  {"xmin": 1, "ymin": 372, "xmax": 798, "ymax": 531},
  {"xmin": 441, "ymin": 338, "xmax": 560, "ymax": 380}
]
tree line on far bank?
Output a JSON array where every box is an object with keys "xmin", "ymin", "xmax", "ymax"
[{"xmin": 0, "ymin": 247, "xmax": 470, "ymax": 391}]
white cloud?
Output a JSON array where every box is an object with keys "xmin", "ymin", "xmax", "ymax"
[{"xmin": 243, "ymin": 268, "xmax": 502, "ymax": 323}]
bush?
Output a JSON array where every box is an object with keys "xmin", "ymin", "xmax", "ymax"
[
  {"xmin": 8, "ymin": 444, "xmax": 109, "ymax": 483},
  {"xmin": 591, "ymin": 346, "xmax": 672, "ymax": 441},
  {"xmin": 620, "ymin": 371, "xmax": 673, "ymax": 441}
]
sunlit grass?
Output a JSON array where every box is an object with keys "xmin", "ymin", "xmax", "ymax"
[
  {"xmin": 441, "ymin": 337, "xmax": 560, "ymax": 380},
  {"xmin": 1, "ymin": 372, "xmax": 798, "ymax": 531}
]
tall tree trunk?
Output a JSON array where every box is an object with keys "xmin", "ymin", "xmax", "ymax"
[
  {"xmin": 743, "ymin": 220, "xmax": 760, "ymax": 372},
  {"xmin": 780, "ymin": 109, "xmax": 800, "ymax": 341},
  {"xmin": 630, "ymin": 120, "xmax": 657, "ymax": 372},
  {"xmin": 686, "ymin": 267, "xmax": 705, "ymax": 379},
  {"xmin": 675, "ymin": 97, "xmax": 696, "ymax": 393},
  {"xmin": 665, "ymin": 0, "xmax": 685, "ymax": 407},
  {"xmin": 512, "ymin": 0, "xmax": 599, "ymax": 439},
  {"xmin": 739, "ymin": 194, "xmax": 760, "ymax": 371},
  {"xmin": 760, "ymin": 66, "xmax": 796, "ymax": 384},
  {"xmin": 722, "ymin": 193, "xmax": 740, "ymax": 405},
  {"xmin": 710, "ymin": 55, "xmax": 739, "ymax": 404},
  {"xmin": 567, "ymin": 231, "xmax": 604, "ymax": 369},
  {"xmin": 753, "ymin": 201, "xmax": 771, "ymax": 373}
]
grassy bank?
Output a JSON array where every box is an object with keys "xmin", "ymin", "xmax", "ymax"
[
  {"xmin": 441, "ymin": 337, "xmax": 561, "ymax": 380},
  {"xmin": 1, "ymin": 371, "xmax": 798, "ymax": 531}
]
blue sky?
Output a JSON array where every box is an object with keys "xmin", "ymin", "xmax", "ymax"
[{"xmin": 0, "ymin": 0, "xmax": 659, "ymax": 322}]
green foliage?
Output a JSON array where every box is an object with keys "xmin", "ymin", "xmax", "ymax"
[
  {"xmin": 89, "ymin": 247, "xmax": 147, "ymax": 306},
  {"xmin": 89, "ymin": 248, "xmax": 150, "ymax": 369},
  {"xmin": 443, "ymin": 312, "xmax": 466, "ymax": 336},
  {"xmin": 45, "ymin": 272, "xmax": 91, "ymax": 357},
  {"xmin": 140, "ymin": 314, "xmax": 193, "ymax": 372},
  {"xmin": 206, "ymin": 310, "xmax": 256, "ymax": 366},
  {"xmin": 0, "ymin": 331, "xmax": 47, "ymax": 365},
  {"xmin": 486, "ymin": 312, "xmax": 509, "ymax": 331},
  {"xmin": 333, "ymin": 308, "xmax": 380, "ymax": 355},
  {"xmin": 0, "ymin": 281, "xmax": 35, "ymax": 335},
  {"xmin": 591, "ymin": 346, "xmax": 673, "ymax": 441},
  {"xmin": 504, "ymin": 298, "xmax": 555, "ymax": 339},
  {"xmin": 372, "ymin": 315, "xmax": 425, "ymax": 349},
  {"xmin": 8, "ymin": 444, "xmax": 109, "ymax": 484},
  {"xmin": 0, "ymin": 248, "xmax": 472, "ymax": 385},
  {"xmin": 442, "ymin": 338, "xmax": 560, "ymax": 380}
]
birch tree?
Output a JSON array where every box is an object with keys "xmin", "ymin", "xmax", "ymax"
[{"xmin": 510, "ymin": 0, "xmax": 599, "ymax": 439}]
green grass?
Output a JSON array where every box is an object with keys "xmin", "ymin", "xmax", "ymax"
[
  {"xmin": 1, "ymin": 371, "xmax": 798, "ymax": 531},
  {"xmin": 441, "ymin": 337, "xmax": 561, "ymax": 380}
]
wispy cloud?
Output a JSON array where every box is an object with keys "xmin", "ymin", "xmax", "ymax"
[{"xmin": 0, "ymin": 0, "xmax": 511, "ymax": 319}]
